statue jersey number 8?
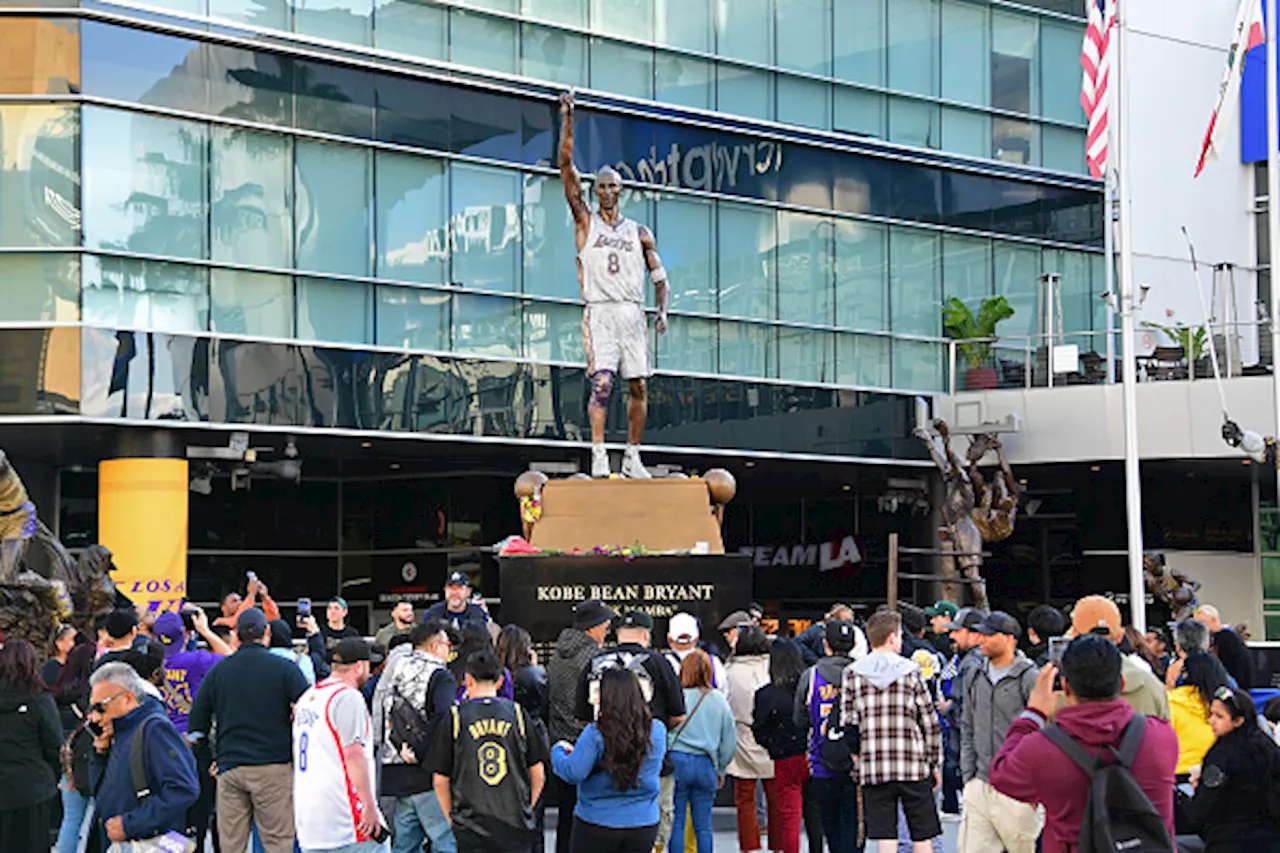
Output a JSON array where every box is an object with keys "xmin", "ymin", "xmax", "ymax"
[{"xmin": 580, "ymin": 213, "xmax": 647, "ymax": 304}]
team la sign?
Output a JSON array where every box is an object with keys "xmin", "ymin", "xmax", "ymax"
[{"xmin": 738, "ymin": 536, "xmax": 863, "ymax": 572}]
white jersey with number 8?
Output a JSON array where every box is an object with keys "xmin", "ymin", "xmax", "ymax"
[
  {"xmin": 579, "ymin": 213, "xmax": 647, "ymax": 304},
  {"xmin": 293, "ymin": 678, "xmax": 379, "ymax": 850}
]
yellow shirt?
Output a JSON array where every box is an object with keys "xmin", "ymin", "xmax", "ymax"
[{"xmin": 1167, "ymin": 685, "xmax": 1215, "ymax": 776}]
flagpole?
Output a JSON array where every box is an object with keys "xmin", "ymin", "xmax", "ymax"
[
  {"xmin": 1268, "ymin": 0, "xmax": 1280, "ymax": 507},
  {"xmin": 1115, "ymin": 0, "xmax": 1147, "ymax": 633}
]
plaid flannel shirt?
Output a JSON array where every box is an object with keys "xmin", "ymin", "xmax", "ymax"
[{"xmin": 840, "ymin": 660, "xmax": 943, "ymax": 786}]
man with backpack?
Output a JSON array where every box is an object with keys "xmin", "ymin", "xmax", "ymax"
[
  {"xmin": 375, "ymin": 619, "xmax": 460, "ymax": 853},
  {"xmin": 792, "ymin": 620, "xmax": 861, "ymax": 853},
  {"xmin": 958, "ymin": 611, "xmax": 1042, "ymax": 853},
  {"xmin": 988, "ymin": 634, "xmax": 1178, "ymax": 853},
  {"xmin": 87, "ymin": 662, "xmax": 200, "ymax": 849}
]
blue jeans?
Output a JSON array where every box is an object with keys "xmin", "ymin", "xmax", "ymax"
[
  {"xmin": 56, "ymin": 783, "xmax": 91, "ymax": 853},
  {"xmin": 670, "ymin": 751, "xmax": 717, "ymax": 853},
  {"xmin": 393, "ymin": 790, "xmax": 457, "ymax": 853},
  {"xmin": 811, "ymin": 775, "xmax": 860, "ymax": 853},
  {"xmin": 302, "ymin": 843, "xmax": 388, "ymax": 853}
]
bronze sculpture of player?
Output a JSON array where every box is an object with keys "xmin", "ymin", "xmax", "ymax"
[
  {"xmin": 915, "ymin": 419, "xmax": 990, "ymax": 611},
  {"xmin": 558, "ymin": 91, "xmax": 670, "ymax": 478}
]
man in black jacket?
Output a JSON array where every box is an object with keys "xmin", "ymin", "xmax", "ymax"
[
  {"xmin": 545, "ymin": 599, "xmax": 613, "ymax": 853},
  {"xmin": 188, "ymin": 608, "xmax": 310, "ymax": 853}
]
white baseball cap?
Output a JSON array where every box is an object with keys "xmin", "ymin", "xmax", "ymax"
[{"xmin": 668, "ymin": 612, "xmax": 700, "ymax": 642}]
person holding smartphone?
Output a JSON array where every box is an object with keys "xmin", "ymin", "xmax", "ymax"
[{"xmin": 214, "ymin": 573, "xmax": 281, "ymax": 629}]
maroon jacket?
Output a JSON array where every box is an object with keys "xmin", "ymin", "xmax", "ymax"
[{"xmin": 988, "ymin": 698, "xmax": 1177, "ymax": 853}]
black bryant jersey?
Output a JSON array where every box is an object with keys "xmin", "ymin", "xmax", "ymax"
[{"xmin": 429, "ymin": 697, "xmax": 548, "ymax": 851}]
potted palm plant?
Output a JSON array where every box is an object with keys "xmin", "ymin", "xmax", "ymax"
[{"xmin": 943, "ymin": 296, "xmax": 1016, "ymax": 390}]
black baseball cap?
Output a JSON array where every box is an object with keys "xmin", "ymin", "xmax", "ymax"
[
  {"xmin": 236, "ymin": 607, "xmax": 268, "ymax": 641},
  {"xmin": 942, "ymin": 607, "xmax": 985, "ymax": 631},
  {"xmin": 105, "ymin": 608, "xmax": 138, "ymax": 640},
  {"xmin": 620, "ymin": 610, "xmax": 654, "ymax": 630},
  {"xmin": 825, "ymin": 620, "xmax": 856, "ymax": 652},
  {"xmin": 971, "ymin": 611, "xmax": 1022, "ymax": 638},
  {"xmin": 445, "ymin": 571, "xmax": 471, "ymax": 587},
  {"xmin": 572, "ymin": 599, "xmax": 616, "ymax": 631},
  {"xmin": 332, "ymin": 637, "xmax": 384, "ymax": 665}
]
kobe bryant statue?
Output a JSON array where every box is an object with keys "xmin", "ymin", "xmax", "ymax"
[{"xmin": 558, "ymin": 90, "xmax": 670, "ymax": 479}]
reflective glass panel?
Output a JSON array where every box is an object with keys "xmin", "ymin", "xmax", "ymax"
[
  {"xmin": 835, "ymin": 220, "xmax": 887, "ymax": 331},
  {"xmin": 83, "ymin": 255, "xmax": 209, "ymax": 333},
  {"xmin": 0, "ymin": 18, "xmax": 79, "ymax": 95},
  {"xmin": 0, "ymin": 104, "xmax": 79, "ymax": 248},
  {"xmin": 82, "ymin": 107, "xmax": 208, "ymax": 260},
  {"xmin": 211, "ymin": 125, "xmax": 293, "ymax": 269},
  {"xmin": 718, "ymin": 203, "xmax": 775, "ymax": 320},
  {"xmin": 836, "ymin": 333, "xmax": 890, "ymax": 387},
  {"xmin": 522, "ymin": 24, "xmax": 587, "ymax": 87},
  {"xmin": 295, "ymin": 140, "xmax": 372, "ymax": 277},
  {"xmin": 210, "ymin": 270, "xmax": 293, "ymax": 338},
  {"xmin": 717, "ymin": 65, "xmax": 772, "ymax": 123},
  {"xmin": 296, "ymin": 278, "xmax": 373, "ymax": 344},
  {"xmin": 451, "ymin": 9, "xmax": 518, "ymax": 75},
  {"xmin": 1042, "ymin": 125, "xmax": 1087, "ymax": 175},
  {"xmin": 1041, "ymin": 19, "xmax": 1085, "ymax": 123},
  {"xmin": 835, "ymin": 0, "xmax": 884, "ymax": 86},
  {"xmin": 717, "ymin": 0, "xmax": 772, "ymax": 64},
  {"xmin": 376, "ymin": 150, "xmax": 448, "ymax": 285},
  {"xmin": 592, "ymin": 0, "xmax": 652, "ymax": 42},
  {"xmin": 377, "ymin": 284, "xmax": 449, "ymax": 350},
  {"xmin": 659, "ymin": 315, "xmax": 716, "ymax": 373},
  {"xmin": 834, "ymin": 88, "xmax": 885, "ymax": 138},
  {"xmin": 655, "ymin": 0, "xmax": 711, "ymax": 51},
  {"xmin": 887, "ymin": 0, "xmax": 938, "ymax": 97},
  {"xmin": 590, "ymin": 40, "xmax": 654, "ymax": 100},
  {"xmin": 451, "ymin": 164, "xmax": 522, "ymax": 293},
  {"xmin": 294, "ymin": 0, "xmax": 373, "ymax": 46},
  {"xmin": 655, "ymin": 53, "xmax": 713, "ymax": 111},
  {"xmin": 993, "ymin": 242, "xmax": 1040, "ymax": 339},
  {"xmin": 776, "ymin": 76, "xmax": 831, "ymax": 132},
  {"xmin": 374, "ymin": 0, "xmax": 447, "ymax": 62},
  {"xmin": 889, "ymin": 226, "xmax": 940, "ymax": 336},
  {"xmin": 469, "ymin": 0, "xmax": 516, "ymax": 10},
  {"xmin": 992, "ymin": 10, "xmax": 1038, "ymax": 114},
  {"xmin": 452, "ymin": 293, "xmax": 521, "ymax": 357},
  {"xmin": 524, "ymin": 0, "xmax": 586, "ymax": 27},
  {"xmin": 993, "ymin": 116, "xmax": 1036, "ymax": 165},
  {"xmin": 777, "ymin": 211, "xmax": 833, "ymax": 325},
  {"xmin": 893, "ymin": 340, "xmax": 944, "ymax": 391},
  {"xmin": 0, "ymin": 253, "xmax": 79, "ymax": 321},
  {"xmin": 720, "ymin": 321, "xmax": 774, "ymax": 378},
  {"xmin": 523, "ymin": 174, "xmax": 581, "ymax": 301},
  {"xmin": 779, "ymin": 328, "xmax": 834, "ymax": 383},
  {"xmin": 524, "ymin": 301, "xmax": 585, "ymax": 363},
  {"xmin": 777, "ymin": 0, "xmax": 830, "ymax": 75},
  {"xmin": 210, "ymin": 0, "xmax": 289, "ymax": 30},
  {"xmin": 942, "ymin": 234, "xmax": 991, "ymax": 310},
  {"xmin": 941, "ymin": 108, "xmax": 991, "ymax": 159},
  {"xmin": 1044, "ymin": 247, "xmax": 1093, "ymax": 337},
  {"xmin": 207, "ymin": 45, "xmax": 291, "ymax": 128},
  {"xmin": 293, "ymin": 60, "xmax": 375, "ymax": 139},
  {"xmin": 940, "ymin": 0, "xmax": 988, "ymax": 105},
  {"xmin": 655, "ymin": 195, "xmax": 715, "ymax": 314},
  {"xmin": 888, "ymin": 97, "xmax": 939, "ymax": 149},
  {"xmin": 81, "ymin": 23, "xmax": 209, "ymax": 113}
]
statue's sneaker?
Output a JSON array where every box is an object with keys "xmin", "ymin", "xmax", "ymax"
[
  {"xmin": 621, "ymin": 448, "xmax": 651, "ymax": 479},
  {"xmin": 590, "ymin": 446, "xmax": 610, "ymax": 478}
]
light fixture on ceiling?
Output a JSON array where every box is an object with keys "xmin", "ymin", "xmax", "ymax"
[
  {"xmin": 744, "ymin": 460, "xmax": 755, "ymax": 468},
  {"xmin": 360, "ymin": 441, "xmax": 373, "ymax": 449},
  {"xmin": 842, "ymin": 484, "xmax": 852, "ymax": 491},
  {"xmin": 1090, "ymin": 465, "xmax": 1101, "ymax": 472},
  {"xmin": 390, "ymin": 463, "xmax": 401, "ymax": 470}
]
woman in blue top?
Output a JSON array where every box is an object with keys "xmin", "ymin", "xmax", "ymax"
[
  {"xmin": 669, "ymin": 650, "xmax": 737, "ymax": 853},
  {"xmin": 552, "ymin": 667, "xmax": 666, "ymax": 853}
]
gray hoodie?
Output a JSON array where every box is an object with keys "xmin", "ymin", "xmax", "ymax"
[
  {"xmin": 960, "ymin": 651, "xmax": 1038, "ymax": 784},
  {"xmin": 792, "ymin": 654, "xmax": 854, "ymax": 732}
]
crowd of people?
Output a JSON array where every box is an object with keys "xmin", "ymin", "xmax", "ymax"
[{"xmin": 1, "ymin": 570, "xmax": 1279, "ymax": 853}]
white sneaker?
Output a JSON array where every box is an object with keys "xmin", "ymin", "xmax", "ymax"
[
  {"xmin": 621, "ymin": 447, "xmax": 651, "ymax": 479},
  {"xmin": 591, "ymin": 446, "xmax": 610, "ymax": 478}
]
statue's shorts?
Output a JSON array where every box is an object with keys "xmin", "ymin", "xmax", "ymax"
[{"xmin": 582, "ymin": 301, "xmax": 651, "ymax": 380}]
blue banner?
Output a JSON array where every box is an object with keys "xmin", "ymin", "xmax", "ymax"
[{"xmin": 1242, "ymin": 0, "xmax": 1272, "ymax": 162}]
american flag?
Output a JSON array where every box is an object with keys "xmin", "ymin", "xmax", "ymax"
[{"xmin": 1080, "ymin": 0, "xmax": 1115, "ymax": 179}]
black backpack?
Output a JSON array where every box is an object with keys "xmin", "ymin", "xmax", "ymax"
[{"xmin": 1042, "ymin": 714, "xmax": 1173, "ymax": 853}]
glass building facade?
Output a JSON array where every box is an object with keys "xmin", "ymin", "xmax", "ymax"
[{"xmin": 2, "ymin": 9, "xmax": 1101, "ymax": 442}]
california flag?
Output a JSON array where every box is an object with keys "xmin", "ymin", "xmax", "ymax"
[{"xmin": 1196, "ymin": 0, "xmax": 1265, "ymax": 176}]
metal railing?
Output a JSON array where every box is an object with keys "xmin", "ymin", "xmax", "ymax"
[{"xmin": 945, "ymin": 320, "xmax": 1272, "ymax": 393}]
